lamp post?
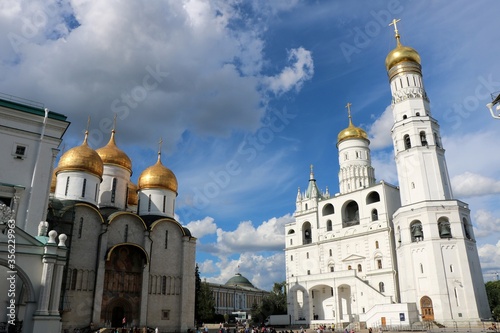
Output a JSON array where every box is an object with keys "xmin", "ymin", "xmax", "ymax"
[{"xmin": 486, "ymin": 92, "xmax": 500, "ymax": 119}]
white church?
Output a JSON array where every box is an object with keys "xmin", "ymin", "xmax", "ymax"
[{"xmin": 285, "ymin": 23, "xmax": 491, "ymax": 329}]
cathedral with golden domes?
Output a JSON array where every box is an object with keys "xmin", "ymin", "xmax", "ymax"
[
  {"xmin": 47, "ymin": 127, "xmax": 196, "ymax": 332},
  {"xmin": 285, "ymin": 22, "xmax": 491, "ymax": 329}
]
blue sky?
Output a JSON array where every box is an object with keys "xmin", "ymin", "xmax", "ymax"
[{"xmin": 1, "ymin": 0, "xmax": 500, "ymax": 290}]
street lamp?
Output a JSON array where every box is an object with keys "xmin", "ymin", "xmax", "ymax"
[{"xmin": 486, "ymin": 92, "xmax": 500, "ymax": 119}]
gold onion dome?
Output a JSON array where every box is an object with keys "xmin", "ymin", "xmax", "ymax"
[
  {"xmin": 385, "ymin": 27, "xmax": 421, "ymax": 71},
  {"xmin": 138, "ymin": 153, "xmax": 178, "ymax": 193},
  {"xmin": 337, "ymin": 116, "xmax": 368, "ymax": 145},
  {"xmin": 57, "ymin": 131, "xmax": 104, "ymax": 178},
  {"xmin": 96, "ymin": 130, "xmax": 132, "ymax": 172},
  {"xmin": 127, "ymin": 181, "xmax": 138, "ymax": 206}
]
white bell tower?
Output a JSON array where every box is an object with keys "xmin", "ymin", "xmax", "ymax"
[{"xmin": 387, "ymin": 19, "xmax": 490, "ymax": 323}]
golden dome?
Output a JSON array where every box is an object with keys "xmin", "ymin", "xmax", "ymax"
[
  {"xmin": 96, "ymin": 130, "xmax": 132, "ymax": 173},
  {"xmin": 57, "ymin": 132, "xmax": 103, "ymax": 178},
  {"xmin": 127, "ymin": 181, "xmax": 138, "ymax": 206},
  {"xmin": 385, "ymin": 34, "xmax": 420, "ymax": 71},
  {"xmin": 337, "ymin": 118, "xmax": 368, "ymax": 145},
  {"xmin": 138, "ymin": 154, "xmax": 178, "ymax": 193}
]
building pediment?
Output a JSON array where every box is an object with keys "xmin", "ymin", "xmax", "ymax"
[{"xmin": 342, "ymin": 254, "xmax": 366, "ymax": 262}]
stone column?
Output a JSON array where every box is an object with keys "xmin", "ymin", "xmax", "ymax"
[
  {"xmin": 49, "ymin": 237, "xmax": 67, "ymax": 315},
  {"xmin": 92, "ymin": 223, "xmax": 109, "ymax": 325},
  {"xmin": 140, "ymin": 230, "xmax": 151, "ymax": 326},
  {"xmin": 36, "ymin": 231, "xmax": 58, "ymax": 315}
]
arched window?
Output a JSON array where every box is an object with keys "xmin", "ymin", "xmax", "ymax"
[
  {"xmin": 290, "ymin": 239, "xmax": 293, "ymax": 245},
  {"xmin": 434, "ymin": 132, "xmax": 440, "ymax": 148},
  {"xmin": 438, "ymin": 218, "xmax": 452, "ymax": 238},
  {"xmin": 377, "ymin": 259, "xmax": 382, "ymax": 269},
  {"xmin": 371, "ymin": 209, "xmax": 378, "ymax": 221},
  {"xmin": 357, "ymin": 264, "xmax": 362, "ymax": 272},
  {"xmin": 463, "ymin": 218, "xmax": 472, "ymax": 240},
  {"xmin": 329, "ymin": 249, "xmax": 332, "ymax": 256},
  {"xmin": 303, "ymin": 222, "xmax": 312, "ymax": 245},
  {"xmin": 420, "ymin": 131, "xmax": 428, "ymax": 146},
  {"xmin": 379, "ymin": 282, "xmax": 385, "ymax": 293},
  {"xmin": 348, "ymin": 265, "xmax": 352, "ymax": 270},
  {"xmin": 326, "ymin": 220, "xmax": 332, "ymax": 231},
  {"xmin": 403, "ymin": 115, "xmax": 407, "ymax": 120},
  {"xmin": 291, "ymin": 255, "xmax": 293, "ymax": 261},
  {"xmin": 366, "ymin": 191, "xmax": 380, "ymax": 204},
  {"xmin": 343, "ymin": 201, "xmax": 360, "ymax": 228},
  {"xmin": 288, "ymin": 229, "xmax": 295, "ymax": 234},
  {"xmin": 82, "ymin": 179, "xmax": 87, "ymax": 197},
  {"xmin": 410, "ymin": 221, "xmax": 424, "ymax": 242},
  {"xmin": 111, "ymin": 178, "xmax": 117, "ymax": 203},
  {"xmin": 322, "ymin": 204, "xmax": 334, "ymax": 216},
  {"xmin": 420, "ymin": 263, "xmax": 424, "ymax": 274},
  {"xmin": 404, "ymin": 134, "xmax": 411, "ymax": 149},
  {"xmin": 375, "ymin": 241, "xmax": 379, "ymax": 249},
  {"xmin": 65, "ymin": 177, "xmax": 70, "ymax": 196}
]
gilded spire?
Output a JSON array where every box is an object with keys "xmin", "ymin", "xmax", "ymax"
[
  {"xmin": 389, "ymin": 18, "xmax": 401, "ymax": 46},
  {"xmin": 385, "ymin": 18, "xmax": 421, "ymax": 71}
]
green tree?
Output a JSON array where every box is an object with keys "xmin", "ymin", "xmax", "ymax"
[
  {"xmin": 486, "ymin": 280, "xmax": 500, "ymax": 321},
  {"xmin": 250, "ymin": 281, "xmax": 287, "ymax": 325},
  {"xmin": 194, "ymin": 265, "xmax": 216, "ymax": 324}
]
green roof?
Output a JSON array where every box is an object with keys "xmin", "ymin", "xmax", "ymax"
[
  {"xmin": 225, "ymin": 273, "xmax": 255, "ymax": 288},
  {"xmin": 0, "ymin": 94, "xmax": 67, "ymax": 121}
]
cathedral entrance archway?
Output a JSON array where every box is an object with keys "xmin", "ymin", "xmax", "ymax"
[
  {"xmin": 111, "ymin": 305, "xmax": 125, "ymax": 328},
  {"xmin": 420, "ymin": 296, "xmax": 434, "ymax": 321}
]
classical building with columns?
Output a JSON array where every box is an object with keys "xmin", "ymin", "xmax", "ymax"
[{"xmin": 285, "ymin": 23, "xmax": 491, "ymax": 329}]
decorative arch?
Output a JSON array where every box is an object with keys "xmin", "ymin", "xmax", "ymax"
[
  {"xmin": 108, "ymin": 211, "xmax": 147, "ymax": 229},
  {"xmin": 0, "ymin": 259, "xmax": 36, "ymax": 302},
  {"xmin": 420, "ymin": 296, "xmax": 434, "ymax": 321},
  {"xmin": 437, "ymin": 217, "xmax": 451, "ymax": 238},
  {"xmin": 410, "ymin": 220, "xmax": 423, "ymax": 242},
  {"xmin": 150, "ymin": 217, "xmax": 193, "ymax": 238},
  {"xmin": 106, "ymin": 243, "xmax": 149, "ymax": 266},
  {"xmin": 302, "ymin": 221, "xmax": 312, "ymax": 245},
  {"xmin": 342, "ymin": 200, "xmax": 359, "ymax": 228},
  {"xmin": 322, "ymin": 204, "xmax": 334, "ymax": 216},
  {"xmin": 404, "ymin": 134, "xmax": 411, "ymax": 149},
  {"xmin": 366, "ymin": 191, "xmax": 380, "ymax": 204}
]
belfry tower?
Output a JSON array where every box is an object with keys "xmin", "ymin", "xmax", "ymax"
[{"xmin": 386, "ymin": 19, "xmax": 490, "ymax": 322}]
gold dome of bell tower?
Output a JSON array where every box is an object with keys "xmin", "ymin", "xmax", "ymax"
[
  {"xmin": 337, "ymin": 103, "xmax": 368, "ymax": 146},
  {"xmin": 385, "ymin": 19, "xmax": 421, "ymax": 72}
]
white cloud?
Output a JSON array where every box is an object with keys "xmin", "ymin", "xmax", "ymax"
[
  {"xmin": 478, "ymin": 240, "xmax": 500, "ymax": 281},
  {"xmin": 451, "ymin": 172, "xmax": 500, "ymax": 198},
  {"xmin": 214, "ymin": 214, "xmax": 294, "ymax": 253},
  {"xmin": 185, "ymin": 216, "xmax": 217, "ymax": 239},
  {"xmin": 473, "ymin": 209, "xmax": 500, "ymax": 239},
  {"xmin": 265, "ymin": 47, "xmax": 314, "ymax": 95},
  {"xmin": 202, "ymin": 252, "xmax": 285, "ymax": 291},
  {"xmin": 368, "ymin": 105, "xmax": 393, "ymax": 150}
]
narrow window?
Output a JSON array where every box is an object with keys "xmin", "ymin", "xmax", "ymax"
[
  {"xmin": 148, "ymin": 194, "xmax": 152, "ymax": 212},
  {"xmin": 329, "ymin": 249, "xmax": 332, "ymax": 256},
  {"xmin": 95, "ymin": 184, "xmax": 99, "ymax": 201},
  {"xmin": 375, "ymin": 241, "xmax": 379, "ymax": 249},
  {"xmin": 307, "ymin": 270, "xmax": 310, "ymax": 275},
  {"xmin": 81, "ymin": 179, "xmax": 87, "ymax": 197},
  {"xmin": 450, "ymin": 264, "xmax": 453, "ymax": 273},
  {"xmin": 420, "ymin": 131, "xmax": 428, "ymax": 146},
  {"xmin": 330, "ymin": 266, "xmax": 334, "ymax": 272},
  {"xmin": 420, "ymin": 264, "xmax": 424, "ymax": 274},
  {"xmin": 357, "ymin": 264, "xmax": 362, "ymax": 272},
  {"xmin": 165, "ymin": 230, "xmax": 168, "ymax": 249},
  {"xmin": 377, "ymin": 259, "xmax": 382, "ymax": 269},
  {"xmin": 379, "ymin": 282, "xmax": 385, "ymax": 293},
  {"xmin": 348, "ymin": 265, "xmax": 352, "ymax": 270},
  {"xmin": 162, "ymin": 276, "xmax": 167, "ymax": 295},
  {"xmin": 454, "ymin": 287, "xmax": 459, "ymax": 306},
  {"xmin": 124, "ymin": 224, "xmax": 128, "ymax": 242},
  {"xmin": 290, "ymin": 239, "xmax": 293, "ymax": 245},
  {"xmin": 78, "ymin": 217, "xmax": 83, "ymax": 239},
  {"xmin": 111, "ymin": 178, "xmax": 117, "ymax": 203},
  {"xmin": 434, "ymin": 132, "xmax": 440, "ymax": 148},
  {"xmin": 407, "ymin": 77, "xmax": 410, "ymax": 86},
  {"xmin": 71, "ymin": 269, "xmax": 78, "ymax": 290},
  {"xmin": 65, "ymin": 177, "xmax": 70, "ymax": 196},
  {"xmin": 372, "ymin": 209, "xmax": 378, "ymax": 221},
  {"xmin": 162, "ymin": 195, "xmax": 166, "ymax": 213},
  {"xmin": 404, "ymin": 134, "xmax": 411, "ymax": 149},
  {"xmin": 326, "ymin": 220, "xmax": 332, "ymax": 231},
  {"xmin": 291, "ymin": 255, "xmax": 293, "ymax": 261},
  {"xmin": 306, "ymin": 252, "xmax": 309, "ymax": 259}
]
